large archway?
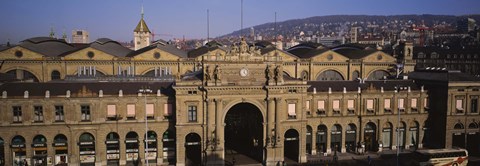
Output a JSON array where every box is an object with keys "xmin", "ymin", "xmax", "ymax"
[
  {"xmin": 284, "ymin": 129, "xmax": 300, "ymax": 163},
  {"xmin": 224, "ymin": 103, "xmax": 263, "ymax": 164}
]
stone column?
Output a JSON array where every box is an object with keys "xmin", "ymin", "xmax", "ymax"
[
  {"xmin": 311, "ymin": 128, "xmax": 317, "ymax": 155},
  {"xmin": 156, "ymin": 136, "xmax": 163, "ymax": 165},
  {"xmin": 326, "ymin": 129, "xmax": 332, "ymax": 155},
  {"xmin": 206, "ymin": 99, "xmax": 215, "ymax": 137},
  {"xmin": 341, "ymin": 129, "xmax": 346, "ymax": 153},
  {"xmin": 119, "ymin": 134, "xmax": 126, "ymax": 165},
  {"xmin": 139, "ymin": 134, "xmax": 146, "ymax": 165},
  {"xmin": 418, "ymin": 127, "xmax": 424, "ymax": 149},
  {"xmin": 266, "ymin": 98, "xmax": 275, "ymax": 165},
  {"xmin": 96, "ymin": 132, "xmax": 106, "ymax": 166}
]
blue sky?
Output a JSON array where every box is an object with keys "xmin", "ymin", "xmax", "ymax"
[{"xmin": 1, "ymin": 0, "xmax": 479, "ymax": 44}]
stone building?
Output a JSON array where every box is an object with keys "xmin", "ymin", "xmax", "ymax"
[
  {"xmin": 409, "ymin": 69, "xmax": 480, "ymax": 156},
  {"xmin": 0, "ymin": 34, "xmax": 433, "ymax": 166}
]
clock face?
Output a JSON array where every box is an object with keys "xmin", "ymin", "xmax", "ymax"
[{"xmin": 240, "ymin": 68, "xmax": 248, "ymax": 77}]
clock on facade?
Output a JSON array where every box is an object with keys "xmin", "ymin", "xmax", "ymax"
[{"xmin": 240, "ymin": 68, "xmax": 249, "ymax": 77}]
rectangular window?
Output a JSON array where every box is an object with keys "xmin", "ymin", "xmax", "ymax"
[
  {"xmin": 398, "ymin": 98, "xmax": 405, "ymax": 112},
  {"xmin": 107, "ymin": 105, "xmax": 116, "ymax": 120},
  {"xmin": 332, "ymin": 100, "xmax": 340, "ymax": 115},
  {"xmin": 81, "ymin": 105, "xmax": 91, "ymax": 121},
  {"xmin": 288, "ymin": 103, "xmax": 296, "ymax": 119},
  {"xmin": 456, "ymin": 99, "xmax": 464, "ymax": 113},
  {"xmin": 188, "ymin": 106, "xmax": 197, "ymax": 122},
  {"xmin": 411, "ymin": 98, "xmax": 418, "ymax": 112},
  {"xmin": 471, "ymin": 98, "xmax": 478, "ymax": 113},
  {"xmin": 55, "ymin": 105, "xmax": 64, "ymax": 122},
  {"xmin": 347, "ymin": 99, "xmax": 355, "ymax": 114},
  {"xmin": 34, "ymin": 106, "xmax": 44, "ymax": 122},
  {"xmin": 317, "ymin": 100, "xmax": 325, "ymax": 115},
  {"xmin": 164, "ymin": 103, "xmax": 173, "ymax": 117},
  {"xmin": 305, "ymin": 100, "xmax": 310, "ymax": 110},
  {"xmin": 146, "ymin": 104, "xmax": 154, "ymax": 119},
  {"xmin": 127, "ymin": 104, "xmax": 136, "ymax": 119},
  {"xmin": 384, "ymin": 99, "xmax": 392, "ymax": 113},
  {"xmin": 367, "ymin": 99, "xmax": 374, "ymax": 113},
  {"xmin": 12, "ymin": 106, "xmax": 22, "ymax": 123}
]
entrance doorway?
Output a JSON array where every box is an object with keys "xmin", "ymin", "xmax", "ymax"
[
  {"xmin": 284, "ymin": 129, "xmax": 299, "ymax": 163},
  {"xmin": 185, "ymin": 133, "xmax": 201, "ymax": 166},
  {"xmin": 306, "ymin": 126, "xmax": 312, "ymax": 155},
  {"xmin": 364, "ymin": 122, "xmax": 377, "ymax": 152},
  {"xmin": 330, "ymin": 124, "xmax": 342, "ymax": 152},
  {"xmin": 224, "ymin": 103, "xmax": 263, "ymax": 164},
  {"xmin": 345, "ymin": 124, "xmax": 357, "ymax": 153}
]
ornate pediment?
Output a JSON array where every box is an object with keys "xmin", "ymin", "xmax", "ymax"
[{"xmin": 224, "ymin": 38, "xmax": 264, "ymax": 61}]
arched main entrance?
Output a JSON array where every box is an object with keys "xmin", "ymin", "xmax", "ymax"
[
  {"xmin": 11, "ymin": 135, "xmax": 26, "ymax": 166},
  {"xmin": 224, "ymin": 103, "xmax": 263, "ymax": 164},
  {"xmin": 185, "ymin": 133, "xmax": 201, "ymax": 166},
  {"xmin": 284, "ymin": 129, "xmax": 300, "ymax": 163}
]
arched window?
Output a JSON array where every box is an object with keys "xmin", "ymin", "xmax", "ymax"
[
  {"xmin": 454, "ymin": 123, "xmax": 464, "ymax": 129},
  {"xmin": 51, "ymin": 70, "xmax": 61, "ymax": 80},
  {"xmin": 352, "ymin": 70, "xmax": 360, "ymax": 80},
  {"xmin": 367, "ymin": 70, "xmax": 389, "ymax": 80},
  {"xmin": 317, "ymin": 70, "xmax": 344, "ymax": 81}
]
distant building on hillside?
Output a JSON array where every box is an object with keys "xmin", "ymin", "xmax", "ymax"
[{"xmin": 457, "ymin": 18, "xmax": 477, "ymax": 33}]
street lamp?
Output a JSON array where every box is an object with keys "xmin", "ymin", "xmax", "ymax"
[{"xmin": 138, "ymin": 87, "xmax": 152, "ymax": 165}]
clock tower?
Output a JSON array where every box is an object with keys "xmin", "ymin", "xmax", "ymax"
[{"xmin": 133, "ymin": 6, "xmax": 151, "ymax": 51}]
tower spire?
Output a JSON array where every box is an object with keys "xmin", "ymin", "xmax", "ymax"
[{"xmin": 141, "ymin": 3, "xmax": 144, "ymax": 19}]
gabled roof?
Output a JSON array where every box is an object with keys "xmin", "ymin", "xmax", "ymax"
[
  {"xmin": 17, "ymin": 37, "xmax": 76, "ymax": 57},
  {"xmin": 334, "ymin": 48, "xmax": 378, "ymax": 59},
  {"xmin": 286, "ymin": 42, "xmax": 330, "ymax": 59},
  {"xmin": 128, "ymin": 41, "xmax": 187, "ymax": 58},
  {"xmin": 89, "ymin": 38, "xmax": 132, "ymax": 57},
  {"xmin": 187, "ymin": 42, "xmax": 227, "ymax": 58}
]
